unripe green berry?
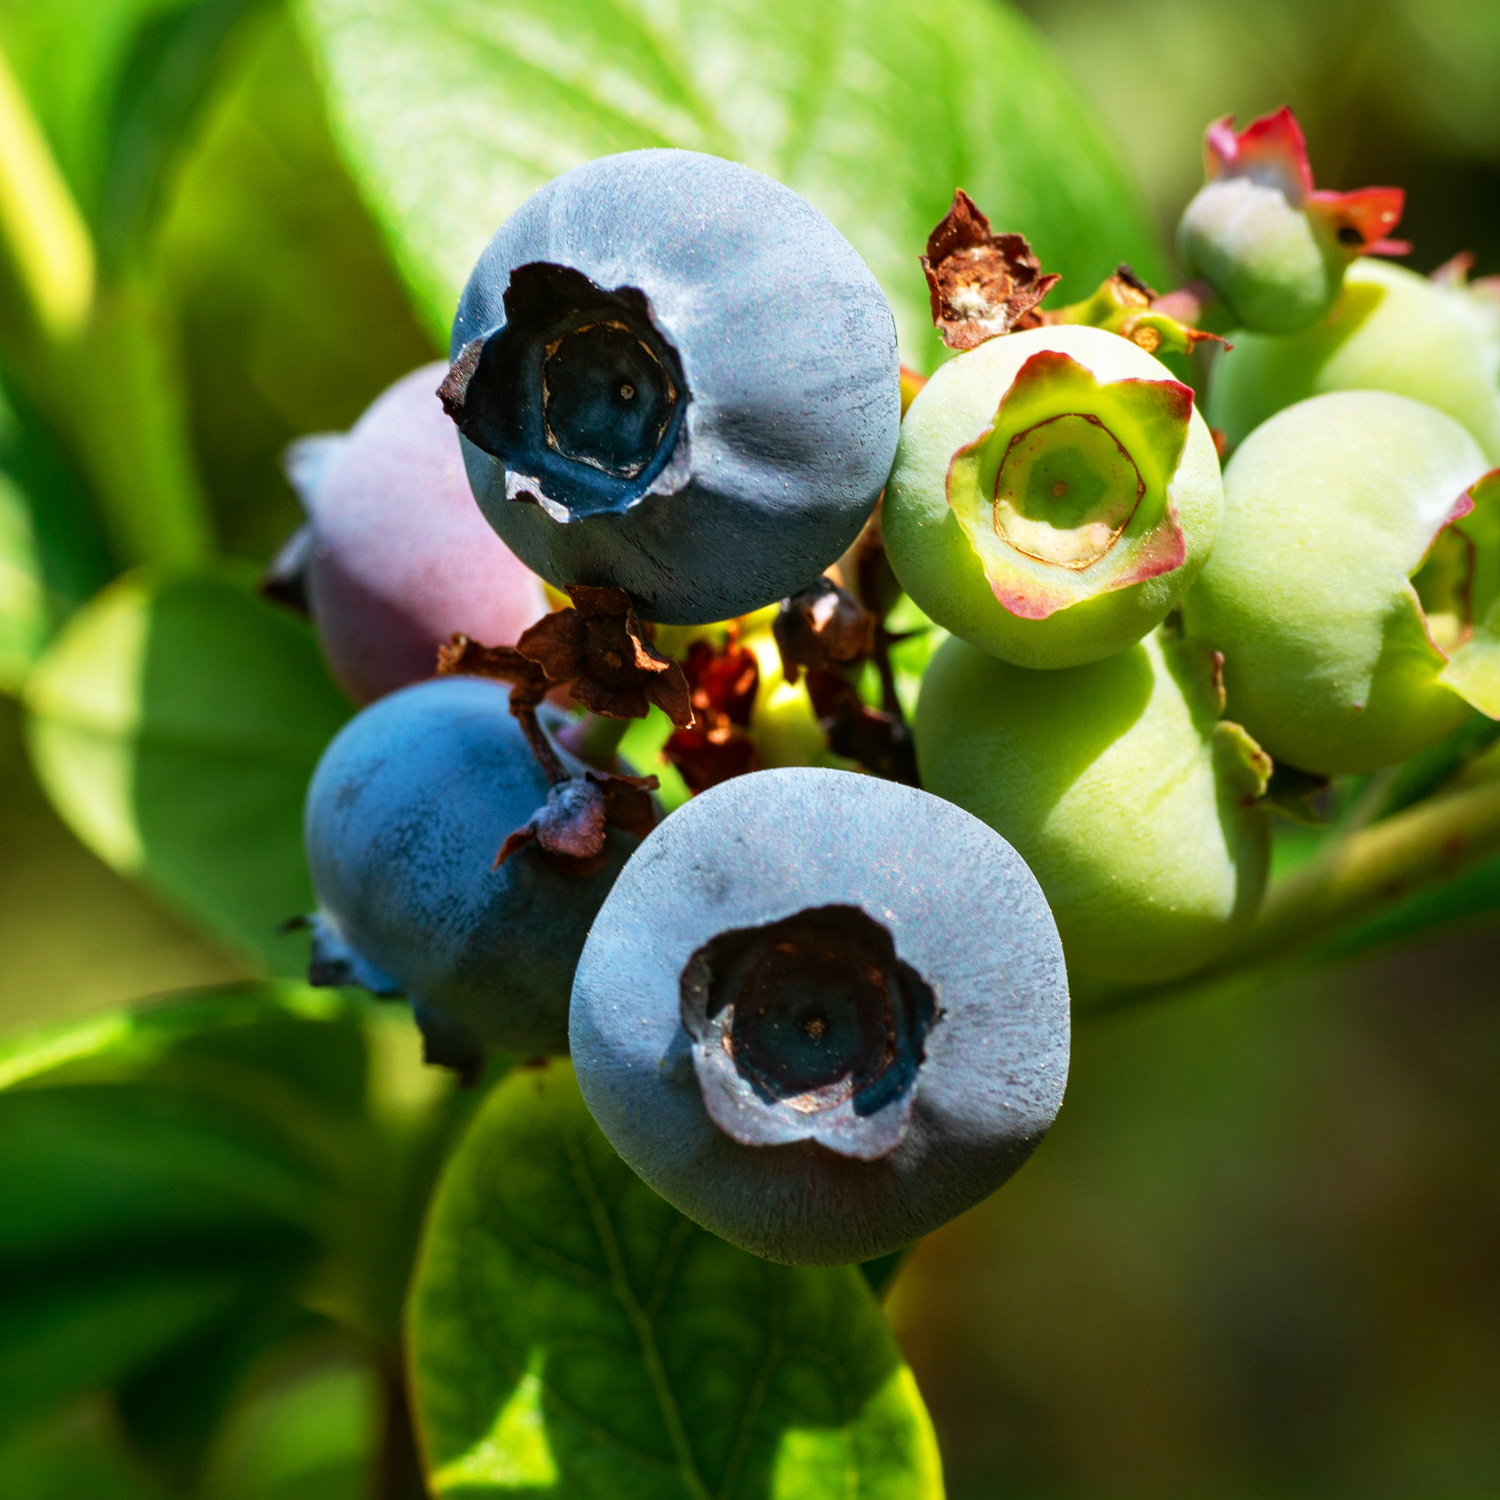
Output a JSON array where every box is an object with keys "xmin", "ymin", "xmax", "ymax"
[
  {"xmin": 1175, "ymin": 108, "xmax": 1404, "ymax": 337},
  {"xmin": 885, "ymin": 325, "xmax": 1223, "ymax": 670},
  {"xmin": 915, "ymin": 629, "xmax": 1271, "ymax": 983},
  {"xmin": 1179, "ymin": 175, "xmax": 1345, "ymax": 336},
  {"xmin": 1181, "ymin": 391, "xmax": 1498, "ymax": 775},
  {"xmin": 1209, "ymin": 259, "xmax": 1500, "ymax": 461}
]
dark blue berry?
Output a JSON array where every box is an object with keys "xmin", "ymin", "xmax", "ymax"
[
  {"xmin": 569, "ymin": 767, "xmax": 1069, "ymax": 1265},
  {"xmin": 304, "ymin": 676, "xmax": 636, "ymax": 1061},
  {"xmin": 444, "ymin": 149, "xmax": 901, "ymax": 625}
]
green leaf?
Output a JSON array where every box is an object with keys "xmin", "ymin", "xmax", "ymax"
[
  {"xmin": 23, "ymin": 570, "xmax": 351, "ymax": 971},
  {"xmin": 0, "ymin": 1400, "xmax": 172, "ymax": 1500},
  {"xmin": 96, "ymin": 0, "xmax": 269, "ymax": 263},
  {"xmin": 0, "ymin": 464, "xmax": 46, "ymax": 693},
  {"xmin": 295, "ymin": 0, "xmax": 1162, "ymax": 369},
  {"xmin": 0, "ymin": 374, "xmax": 117, "ymax": 692},
  {"xmin": 156, "ymin": 7, "xmax": 440, "ymax": 561},
  {"xmin": 409, "ymin": 1060, "xmax": 943, "ymax": 1499},
  {"xmin": 0, "ymin": 982, "xmax": 375, "ymax": 1436}
]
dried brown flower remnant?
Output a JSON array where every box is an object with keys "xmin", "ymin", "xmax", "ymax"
[
  {"xmin": 772, "ymin": 577, "xmax": 877, "ymax": 685},
  {"xmin": 437, "ymin": 619, "xmax": 663, "ymax": 875},
  {"xmin": 805, "ymin": 671, "xmax": 919, "ymax": 786},
  {"xmin": 921, "ymin": 192, "xmax": 1061, "ymax": 350},
  {"xmin": 664, "ymin": 636, "xmax": 762, "ymax": 794},
  {"xmin": 496, "ymin": 771, "xmax": 659, "ymax": 877},
  {"xmin": 518, "ymin": 585, "xmax": 695, "ymax": 727}
]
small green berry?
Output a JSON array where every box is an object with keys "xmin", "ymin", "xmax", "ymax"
[
  {"xmin": 915, "ymin": 628, "xmax": 1271, "ymax": 984},
  {"xmin": 1210, "ymin": 258, "xmax": 1500, "ymax": 462},
  {"xmin": 885, "ymin": 324, "xmax": 1223, "ymax": 670},
  {"xmin": 1177, "ymin": 108, "xmax": 1405, "ymax": 336},
  {"xmin": 1181, "ymin": 391, "xmax": 1499, "ymax": 774}
]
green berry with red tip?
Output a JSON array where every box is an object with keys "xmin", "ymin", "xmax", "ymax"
[
  {"xmin": 1181, "ymin": 391, "xmax": 1500, "ymax": 775},
  {"xmin": 915, "ymin": 627, "xmax": 1271, "ymax": 984},
  {"xmin": 1209, "ymin": 258, "xmax": 1500, "ymax": 462},
  {"xmin": 1177, "ymin": 108, "xmax": 1405, "ymax": 336},
  {"xmin": 884, "ymin": 324, "xmax": 1223, "ymax": 670}
]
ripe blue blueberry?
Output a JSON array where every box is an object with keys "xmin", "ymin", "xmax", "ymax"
[
  {"xmin": 443, "ymin": 149, "xmax": 901, "ymax": 625},
  {"xmin": 569, "ymin": 767, "xmax": 1069, "ymax": 1266},
  {"xmin": 304, "ymin": 675, "xmax": 636, "ymax": 1065}
]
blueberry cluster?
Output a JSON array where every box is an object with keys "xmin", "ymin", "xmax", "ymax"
[{"xmin": 287, "ymin": 123, "xmax": 1498, "ymax": 1264}]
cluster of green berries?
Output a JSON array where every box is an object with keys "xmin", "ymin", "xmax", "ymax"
[{"xmin": 289, "ymin": 115, "xmax": 1499, "ymax": 1264}]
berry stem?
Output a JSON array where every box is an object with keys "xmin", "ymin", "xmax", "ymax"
[
  {"xmin": 515, "ymin": 703, "xmax": 571, "ymax": 786},
  {"xmin": 1083, "ymin": 773, "xmax": 1500, "ymax": 1014}
]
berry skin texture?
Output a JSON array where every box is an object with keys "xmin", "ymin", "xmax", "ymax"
[
  {"xmin": 1181, "ymin": 391, "xmax": 1496, "ymax": 776},
  {"xmin": 884, "ymin": 324, "xmax": 1223, "ymax": 669},
  {"xmin": 1209, "ymin": 259, "xmax": 1500, "ymax": 462},
  {"xmin": 288, "ymin": 364, "xmax": 547, "ymax": 704},
  {"xmin": 915, "ymin": 629, "xmax": 1272, "ymax": 984},
  {"xmin": 446, "ymin": 149, "xmax": 900, "ymax": 625},
  {"xmin": 305, "ymin": 676, "xmax": 635, "ymax": 1057},
  {"xmin": 569, "ymin": 767, "xmax": 1069, "ymax": 1266}
]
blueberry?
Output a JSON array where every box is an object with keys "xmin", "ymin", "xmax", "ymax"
[
  {"xmin": 443, "ymin": 150, "xmax": 901, "ymax": 625},
  {"xmin": 274, "ymin": 364, "xmax": 548, "ymax": 704},
  {"xmin": 304, "ymin": 675, "xmax": 636, "ymax": 1061},
  {"xmin": 569, "ymin": 767, "xmax": 1069, "ymax": 1266}
]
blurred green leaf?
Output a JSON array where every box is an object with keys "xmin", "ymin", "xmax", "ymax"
[
  {"xmin": 0, "ymin": 375, "xmax": 116, "ymax": 693},
  {"xmin": 295, "ymin": 0, "xmax": 1162, "ymax": 369},
  {"xmin": 0, "ymin": 982, "xmax": 373, "ymax": 1437},
  {"xmin": 410, "ymin": 1060, "xmax": 943, "ymax": 1499},
  {"xmin": 0, "ymin": 465, "xmax": 45, "ymax": 692},
  {"xmin": 22, "ymin": 570, "xmax": 351, "ymax": 972},
  {"xmin": 0, "ymin": 0, "xmax": 258, "ymax": 236},
  {"xmin": 198, "ymin": 1351, "xmax": 379, "ymax": 1500},
  {"xmin": 156, "ymin": 7, "xmax": 438, "ymax": 561},
  {"xmin": 0, "ymin": 1399, "xmax": 171, "ymax": 1500},
  {"xmin": 97, "ymin": 0, "xmax": 268, "ymax": 262}
]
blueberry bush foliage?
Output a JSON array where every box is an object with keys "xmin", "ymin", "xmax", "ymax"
[{"xmin": 1, "ymin": 0, "xmax": 1499, "ymax": 1497}]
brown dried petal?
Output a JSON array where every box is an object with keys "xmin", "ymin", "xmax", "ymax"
[
  {"xmin": 773, "ymin": 577, "xmax": 877, "ymax": 685},
  {"xmin": 682, "ymin": 639, "xmax": 760, "ymax": 728},
  {"xmin": 591, "ymin": 770, "xmax": 660, "ymax": 840},
  {"xmin": 921, "ymin": 191, "xmax": 1062, "ymax": 350},
  {"xmin": 663, "ymin": 721, "xmax": 761, "ymax": 796},
  {"xmin": 515, "ymin": 587, "xmax": 696, "ymax": 728},
  {"xmin": 515, "ymin": 608, "xmax": 589, "ymax": 683},
  {"xmin": 806, "ymin": 671, "xmax": 919, "ymax": 786}
]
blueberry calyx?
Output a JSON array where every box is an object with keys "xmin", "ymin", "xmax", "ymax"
[
  {"xmin": 920, "ymin": 191, "xmax": 1060, "ymax": 351},
  {"xmin": 439, "ymin": 262, "xmax": 690, "ymax": 522},
  {"xmin": 679, "ymin": 903, "xmax": 939, "ymax": 1161}
]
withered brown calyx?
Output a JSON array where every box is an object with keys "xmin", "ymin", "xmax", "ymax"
[
  {"xmin": 921, "ymin": 190, "xmax": 1062, "ymax": 350},
  {"xmin": 663, "ymin": 633, "xmax": 762, "ymax": 795},
  {"xmin": 436, "ymin": 585, "xmax": 693, "ymax": 876},
  {"xmin": 772, "ymin": 576, "xmax": 876, "ymax": 685},
  {"xmin": 772, "ymin": 565, "xmax": 918, "ymax": 787}
]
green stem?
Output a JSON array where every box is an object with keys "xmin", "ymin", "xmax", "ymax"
[
  {"xmin": 0, "ymin": 44, "xmax": 94, "ymax": 343},
  {"xmin": 1085, "ymin": 773, "xmax": 1500, "ymax": 1015},
  {"xmin": 1236, "ymin": 775, "xmax": 1500, "ymax": 966}
]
